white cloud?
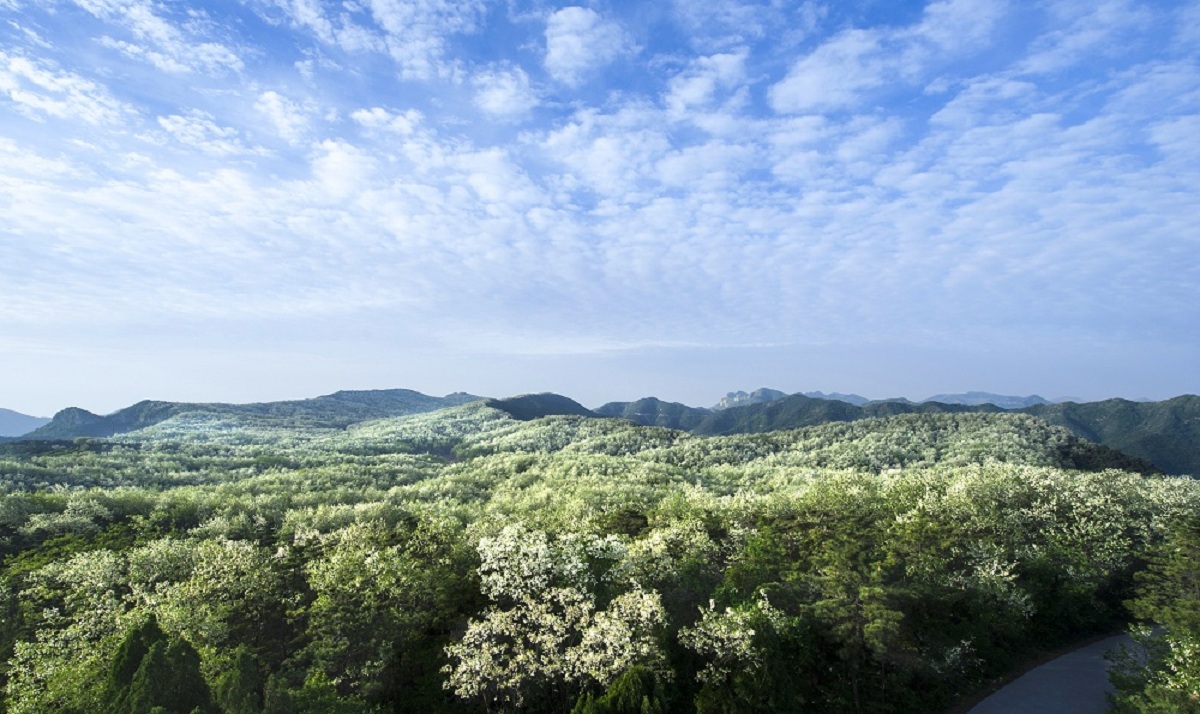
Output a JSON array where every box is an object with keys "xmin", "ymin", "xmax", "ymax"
[
  {"xmin": 254, "ymin": 0, "xmax": 384, "ymax": 53},
  {"xmin": 1, "ymin": 0, "xmax": 1197, "ymax": 407},
  {"xmin": 1018, "ymin": 0, "xmax": 1155, "ymax": 75},
  {"xmin": 655, "ymin": 141, "xmax": 755, "ymax": 189},
  {"xmin": 908, "ymin": 0, "xmax": 1009, "ymax": 53},
  {"xmin": 0, "ymin": 50, "xmax": 130, "ymax": 124},
  {"xmin": 72, "ymin": 0, "xmax": 243, "ymax": 73},
  {"xmin": 1148, "ymin": 115, "xmax": 1200, "ymax": 165},
  {"xmin": 255, "ymin": 90, "xmax": 311, "ymax": 145},
  {"xmin": 664, "ymin": 49, "xmax": 747, "ymax": 115},
  {"xmin": 670, "ymin": 0, "xmax": 823, "ymax": 48},
  {"xmin": 1175, "ymin": 2, "xmax": 1200, "ymax": 49},
  {"xmin": 539, "ymin": 108, "xmax": 673, "ymax": 200},
  {"xmin": 928, "ymin": 77, "xmax": 1038, "ymax": 128},
  {"xmin": 8, "ymin": 20, "xmax": 53, "ymax": 49},
  {"xmin": 473, "ymin": 65, "xmax": 538, "ymax": 119},
  {"xmin": 351, "ymin": 106, "xmax": 423, "ymax": 134},
  {"xmin": 770, "ymin": 0, "xmax": 1008, "ymax": 114},
  {"xmin": 834, "ymin": 116, "xmax": 904, "ymax": 165},
  {"xmin": 362, "ymin": 0, "xmax": 486, "ymax": 78},
  {"xmin": 544, "ymin": 7, "xmax": 633, "ymax": 86},
  {"xmin": 449, "ymin": 146, "xmax": 546, "ymax": 212},
  {"xmin": 156, "ymin": 112, "xmax": 264, "ymax": 156},
  {"xmin": 0, "ymin": 137, "xmax": 87, "ymax": 180},
  {"xmin": 769, "ymin": 29, "xmax": 886, "ymax": 113},
  {"xmin": 308, "ymin": 139, "xmax": 377, "ymax": 201}
]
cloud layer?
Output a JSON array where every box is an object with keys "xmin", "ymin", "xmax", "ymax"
[{"xmin": 1, "ymin": 0, "xmax": 1197, "ymax": 412}]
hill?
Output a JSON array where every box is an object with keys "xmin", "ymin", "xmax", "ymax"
[
  {"xmin": 22, "ymin": 389, "xmax": 482, "ymax": 439},
  {"xmin": 923, "ymin": 391, "xmax": 1052, "ymax": 408},
  {"xmin": 594, "ymin": 397, "xmax": 711, "ymax": 430},
  {"xmin": 712, "ymin": 388, "xmax": 788, "ymax": 410},
  {"xmin": 1023, "ymin": 396, "xmax": 1200, "ymax": 475},
  {"xmin": 0, "ymin": 402, "xmax": 1191, "ymax": 714},
  {"xmin": 598, "ymin": 392, "xmax": 1197, "ymax": 475},
  {"xmin": 484, "ymin": 393, "xmax": 596, "ymax": 421},
  {"xmin": 16, "ymin": 388, "xmax": 1200, "ymax": 475},
  {"xmin": 0, "ymin": 408, "xmax": 50, "ymax": 437}
]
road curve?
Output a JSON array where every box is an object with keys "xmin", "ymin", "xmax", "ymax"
[{"xmin": 967, "ymin": 634, "xmax": 1130, "ymax": 713}]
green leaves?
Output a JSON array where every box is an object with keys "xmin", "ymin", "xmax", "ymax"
[
  {"xmin": 1111, "ymin": 515, "xmax": 1200, "ymax": 711},
  {"xmin": 107, "ymin": 616, "xmax": 216, "ymax": 714},
  {"xmin": 0, "ymin": 407, "xmax": 1197, "ymax": 713}
]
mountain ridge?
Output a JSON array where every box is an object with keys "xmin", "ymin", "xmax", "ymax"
[
  {"xmin": 473, "ymin": 390, "xmax": 1199, "ymax": 475},
  {"xmin": 0, "ymin": 408, "xmax": 51, "ymax": 437},
  {"xmin": 16, "ymin": 388, "xmax": 1200, "ymax": 475},
  {"xmin": 24, "ymin": 389, "xmax": 483, "ymax": 439},
  {"xmin": 922, "ymin": 391, "xmax": 1052, "ymax": 408}
]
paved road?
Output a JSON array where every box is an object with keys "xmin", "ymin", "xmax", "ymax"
[{"xmin": 968, "ymin": 634, "xmax": 1132, "ymax": 714}]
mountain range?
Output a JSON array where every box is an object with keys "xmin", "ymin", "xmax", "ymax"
[
  {"xmin": 10, "ymin": 388, "xmax": 1199, "ymax": 475},
  {"xmin": 18, "ymin": 389, "xmax": 479, "ymax": 439},
  {"xmin": 504, "ymin": 392, "xmax": 1200, "ymax": 476},
  {"xmin": 717, "ymin": 389, "xmax": 1062, "ymax": 410},
  {"xmin": 0, "ymin": 408, "xmax": 50, "ymax": 437}
]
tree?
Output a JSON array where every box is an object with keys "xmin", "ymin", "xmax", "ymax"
[
  {"xmin": 443, "ymin": 525, "xmax": 666, "ymax": 712},
  {"xmin": 1110, "ymin": 515, "xmax": 1200, "ymax": 712},
  {"xmin": 107, "ymin": 615, "xmax": 215, "ymax": 714},
  {"xmin": 213, "ymin": 646, "xmax": 265, "ymax": 714}
]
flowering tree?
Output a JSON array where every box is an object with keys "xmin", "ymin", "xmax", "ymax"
[{"xmin": 444, "ymin": 524, "xmax": 666, "ymax": 712}]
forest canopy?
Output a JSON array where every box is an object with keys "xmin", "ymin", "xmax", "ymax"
[{"xmin": 0, "ymin": 402, "xmax": 1196, "ymax": 713}]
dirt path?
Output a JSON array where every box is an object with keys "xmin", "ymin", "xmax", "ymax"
[{"xmin": 965, "ymin": 633, "xmax": 1131, "ymax": 713}]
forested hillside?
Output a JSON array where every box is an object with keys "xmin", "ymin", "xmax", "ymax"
[
  {"xmin": 27, "ymin": 390, "xmax": 1200, "ymax": 475},
  {"xmin": 589, "ymin": 393, "xmax": 1200, "ymax": 475},
  {"xmin": 24, "ymin": 390, "xmax": 481, "ymax": 439},
  {"xmin": 0, "ymin": 402, "xmax": 1196, "ymax": 713}
]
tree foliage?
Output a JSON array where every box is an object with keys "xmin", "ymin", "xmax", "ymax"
[{"xmin": 0, "ymin": 406, "xmax": 1195, "ymax": 713}]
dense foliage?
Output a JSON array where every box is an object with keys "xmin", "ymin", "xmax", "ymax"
[
  {"xmin": 1108, "ymin": 512, "xmax": 1200, "ymax": 712},
  {"xmin": 0, "ymin": 404, "xmax": 1196, "ymax": 713}
]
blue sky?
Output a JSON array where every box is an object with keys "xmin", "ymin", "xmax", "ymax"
[{"xmin": 1, "ymin": 0, "xmax": 1198, "ymax": 416}]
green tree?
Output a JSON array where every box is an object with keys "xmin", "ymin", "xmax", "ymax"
[
  {"xmin": 107, "ymin": 615, "xmax": 215, "ymax": 714},
  {"xmin": 1111, "ymin": 515, "xmax": 1200, "ymax": 712},
  {"xmin": 213, "ymin": 646, "xmax": 265, "ymax": 714},
  {"xmin": 571, "ymin": 666, "xmax": 668, "ymax": 714}
]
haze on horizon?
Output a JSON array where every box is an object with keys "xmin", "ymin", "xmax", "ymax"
[{"xmin": 1, "ymin": 0, "xmax": 1197, "ymax": 418}]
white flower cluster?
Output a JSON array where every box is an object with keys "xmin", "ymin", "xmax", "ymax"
[
  {"xmin": 616, "ymin": 520, "xmax": 717, "ymax": 585},
  {"xmin": 678, "ymin": 591, "xmax": 785, "ymax": 685},
  {"xmin": 445, "ymin": 525, "xmax": 665, "ymax": 709},
  {"xmin": 1160, "ymin": 634, "xmax": 1200, "ymax": 702},
  {"xmin": 476, "ymin": 524, "xmax": 626, "ymax": 601}
]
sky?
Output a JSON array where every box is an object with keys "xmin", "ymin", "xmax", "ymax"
[{"xmin": 1, "ymin": 0, "xmax": 1198, "ymax": 416}]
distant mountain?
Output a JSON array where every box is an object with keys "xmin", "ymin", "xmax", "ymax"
[
  {"xmin": 714, "ymin": 388, "xmax": 871, "ymax": 410},
  {"xmin": 803, "ymin": 391, "xmax": 871, "ymax": 406},
  {"xmin": 696, "ymin": 394, "xmax": 863, "ymax": 434},
  {"xmin": 485, "ymin": 391, "xmax": 1172, "ymax": 474},
  {"xmin": 923, "ymin": 392, "xmax": 1052, "ymax": 409},
  {"xmin": 713, "ymin": 388, "xmax": 788, "ymax": 410},
  {"xmin": 0, "ymin": 408, "xmax": 51, "ymax": 437},
  {"xmin": 681, "ymin": 393, "xmax": 1198, "ymax": 475},
  {"xmin": 594, "ymin": 397, "xmax": 711, "ymax": 430},
  {"xmin": 1022, "ymin": 396, "xmax": 1200, "ymax": 476},
  {"xmin": 23, "ymin": 389, "xmax": 482, "ymax": 439},
  {"xmin": 689, "ymin": 394, "xmax": 994, "ymax": 436},
  {"xmin": 16, "ymin": 387, "xmax": 1200, "ymax": 475},
  {"xmin": 485, "ymin": 393, "xmax": 596, "ymax": 421}
]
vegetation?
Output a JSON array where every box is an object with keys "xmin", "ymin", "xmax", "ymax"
[
  {"xmin": 26, "ymin": 391, "xmax": 1200, "ymax": 475},
  {"xmin": 1108, "ymin": 512, "xmax": 1200, "ymax": 712},
  {"xmin": 23, "ymin": 390, "xmax": 480, "ymax": 439},
  {"xmin": 0, "ymin": 399, "xmax": 1196, "ymax": 712}
]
